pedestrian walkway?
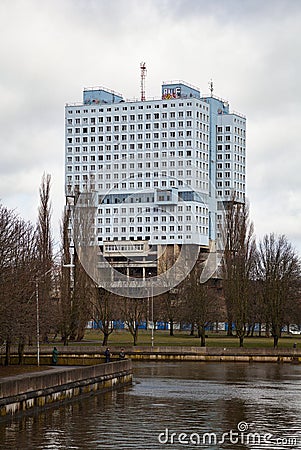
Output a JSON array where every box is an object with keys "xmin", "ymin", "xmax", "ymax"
[{"xmin": 0, "ymin": 365, "xmax": 82, "ymax": 383}]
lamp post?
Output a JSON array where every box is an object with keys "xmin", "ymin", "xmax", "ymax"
[
  {"xmin": 35, "ymin": 280, "xmax": 40, "ymax": 366},
  {"xmin": 148, "ymin": 272, "xmax": 154, "ymax": 347},
  {"xmin": 35, "ymin": 267, "xmax": 53, "ymax": 366},
  {"xmin": 35, "ymin": 264, "xmax": 74, "ymax": 366}
]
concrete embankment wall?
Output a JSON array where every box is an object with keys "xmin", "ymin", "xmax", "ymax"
[
  {"xmin": 3, "ymin": 346, "xmax": 300, "ymax": 365},
  {"xmin": 0, "ymin": 360, "xmax": 132, "ymax": 417},
  {"xmin": 124, "ymin": 346, "xmax": 301, "ymax": 363}
]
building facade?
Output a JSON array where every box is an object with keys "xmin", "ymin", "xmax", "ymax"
[{"xmin": 65, "ymin": 80, "xmax": 246, "ymax": 280}]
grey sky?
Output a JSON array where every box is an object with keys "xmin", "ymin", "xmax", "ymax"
[{"xmin": 0, "ymin": 0, "xmax": 300, "ymax": 253}]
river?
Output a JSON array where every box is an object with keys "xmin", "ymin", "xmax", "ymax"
[{"xmin": 0, "ymin": 361, "xmax": 301, "ymax": 449}]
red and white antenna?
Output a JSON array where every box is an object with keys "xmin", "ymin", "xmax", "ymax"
[
  {"xmin": 209, "ymin": 79, "xmax": 214, "ymax": 97},
  {"xmin": 140, "ymin": 62, "xmax": 147, "ymax": 101}
]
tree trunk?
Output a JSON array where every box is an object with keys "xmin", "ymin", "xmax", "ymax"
[
  {"xmin": 5, "ymin": 340, "xmax": 11, "ymax": 366},
  {"xmin": 133, "ymin": 328, "xmax": 138, "ymax": 346},
  {"xmin": 169, "ymin": 319, "xmax": 174, "ymax": 336},
  {"xmin": 239, "ymin": 335, "xmax": 244, "ymax": 347},
  {"xmin": 76, "ymin": 327, "xmax": 85, "ymax": 341},
  {"xmin": 102, "ymin": 333, "xmax": 109, "ymax": 346},
  {"xmin": 190, "ymin": 323, "xmax": 195, "ymax": 336},
  {"xmin": 265, "ymin": 323, "xmax": 270, "ymax": 338},
  {"xmin": 227, "ymin": 319, "xmax": 233, "ymax": 336},
  {"xmin": 200, "ymin": 330, "xmax": 206, "ymax": 347},
  {"xmin": 61, "ymin": 334, "xmax": 69, "ymax": 346},
  {"xmin": 273, "ymin": 335, "xmax": 279, "ymax": 348},
  {"xmin": 18, "ymin": 338, "xmax": 25, "ymax": 365}
]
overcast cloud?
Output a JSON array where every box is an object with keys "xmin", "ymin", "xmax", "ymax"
[{"xmin": 0, "ymin": 0, "xmax": 300, "ymax": 253}]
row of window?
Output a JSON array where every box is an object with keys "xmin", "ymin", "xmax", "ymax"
[
  {"xmin": 67, "ymin": 160, "xmax": 203, "ymax": 170},
  {"xmin": 66, "ymin": 110, "xmax": 206, "ymax": 124},
  {"xmin": 66, "ymin": 160, "xmax": 207, "ymax": 170},
  {"xmin": 67, "ymin": 137, "xmax": 208, "ymax": 148},
  {"xmin": 97, "ymin": 205, "xmax": 208, "ymax": 214},
  {"xmin": 99, "ymin": 234, "xmax": 202, "ymax": 242},
  {"xmin": 66, "ymin": 100, "xmax": 209, "ymax": 114},
  {"xmin": 66, "ymin": 147, "xmax": 207, "ymax": 157},
  {"xmin": 67, "ymin": 164, "xmax": 206, "ymax": 181},
  {"xmin": 217, "ymin": 135, "xmax": 245, "ymax": 145},
  {"xmin": 67, "ymin": 134, "xmax": 208, "ymax": 144},
  {"xmin": 217, "ymin": 145, "xmax": 245, "ymax": 155},
  {"xmin": 217, "ymin": 190, "xmax": 244, "ymax": 198},
  {"xmin": 216, "ymin": 171, "xmax": 245, "ymax": 181},
  {"xmin": 66, "ymin": 151, "xmax": 207, "ymax": 162},
  {"xmin": 104, "ymin": 243, "xmax": 145, "ymax": 252},
  {"xmin": 67, "ymin": 127, "xmax": 208, "ymax": 138},
  {"xmin": 216, "ymin": 163, "xmax": 245, "ymax": 172},
  {"xmin": 66, "ymin": 179, "xmax": 209, "ymax": 190},
  {"xmin": 97, "ymin": 215, "xmax": 208, "ymax": 224},
  {"xmin": 67, "ymin": 112, "xmax": 209, "ymax": 123},
  {"xmin": 216, "ymin": 125, "xmax": 246, "ymax": 136},
  {"xmin": 67, "ymin": 159, "xmax": 207, "ymax": 169},
  {"xmin": 216, "ymin": 181, "xmax": 245, "ymax": 190},
  {"xmin": 97, "ymin": 225, "xmax": 208, "ymax": 234}
]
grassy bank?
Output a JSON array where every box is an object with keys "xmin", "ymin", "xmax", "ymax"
[{"xmin": 50, "ymin": 329, "xmax": 301, "ymax": 349}]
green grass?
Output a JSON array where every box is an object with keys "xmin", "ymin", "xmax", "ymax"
[{"xmin": 49, "ymin": 329, "xmax": 301, "ymax": 349}]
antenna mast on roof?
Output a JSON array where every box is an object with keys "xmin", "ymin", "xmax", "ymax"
[
  {"xmin": 209, "ymin": 79, "xmax": 214, "ymax": 97},
  {"xmin": 140, "ymin": 62, "xmax": 147, "ymax": 101}
]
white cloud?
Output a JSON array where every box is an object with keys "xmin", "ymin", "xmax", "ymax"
[{"xmin": 0, "ymin": 0, "xmax": 300, "ymax": 254}]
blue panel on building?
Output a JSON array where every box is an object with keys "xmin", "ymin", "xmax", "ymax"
[
  {"xmin": 83, "ymin": 88, "xmax": 123, "ymax": 105},
  {"xmin": 162, "ymin": 82, "xmax": 200, "ymax": 100}
]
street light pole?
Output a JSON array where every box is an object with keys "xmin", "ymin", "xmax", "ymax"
[
  {"xmin": 148, "ymin": 272, "xmax": 154, "ymax": 347},
  {"xmin": 35, "ymin": 281, "xmax": 40, "ymax": 366},
  {"xmin": 35, "ymin": 267, "xmax": 55, "ymax": 366},
  {"xmin": 151, "ymin": 281, "xmax": 154, "ymax": 348}
]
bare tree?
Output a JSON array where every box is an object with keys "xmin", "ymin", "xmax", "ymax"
[
  {"xmin": 36, "ymin": 173, "xmax": 54, "ymax": 342},
  {"xmin": 257, "ymin": 234, "xmax": 300, "ymax": 348},
  {"xmin": 68, "ymin": 190, "xmax": 97, "ymax": 341},
  {"xmin": 92, "ymin": 288, "xmax": 117, "ymax": 346},
  {"xmin": 120, "ymin": 296, "xmax": 146, "ymax": 346},
  {"xmin": 0, "ymin": 205, "xmax": 38, "ymax": 364},
  {"xmin": 158, "ymin": 290, "xmax": 179, "ymax": 336},
  {"xmin": 222, "ymin": 198, "xmax": 256, "ymax": 347},
  {"xmin": 70, "ymin": 254, "xmax": 95, "ymax": 341},
  {"xmin": 37, "ymin": 173, "xmax": 52, "ymax": 266},
  {"xmin": 59, "ymin": 204, "xmax": 73, "ymax": 344},
  {"xmin": 179, "ymin": 263, "xmax": 224, "ymax": 346}
]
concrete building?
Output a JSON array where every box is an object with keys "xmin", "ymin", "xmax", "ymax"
[{"xmin": 65, "ymin": 80, "xmax": 246, "ymax": 281}]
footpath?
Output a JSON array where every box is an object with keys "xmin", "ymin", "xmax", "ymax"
[{"xmin": 0, "ymin": 360, "xmax": 132, "ymax": 418}]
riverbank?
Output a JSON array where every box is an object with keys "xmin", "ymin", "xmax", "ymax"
[
  {"xmin": 81, "ymin": 329, "xmax": 301, "ymax": 349},
  {"xmin": 2, "ymin": 345, "xmax": 300, "ymax": 366},
  {"xmin": 0, "ymin": 360, "xmax": 132, "ymax": 417}
]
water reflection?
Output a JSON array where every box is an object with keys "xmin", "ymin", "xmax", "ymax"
[{"xmin": 0, "ymin": 362, "xmax": 301, "ymax": 449}]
